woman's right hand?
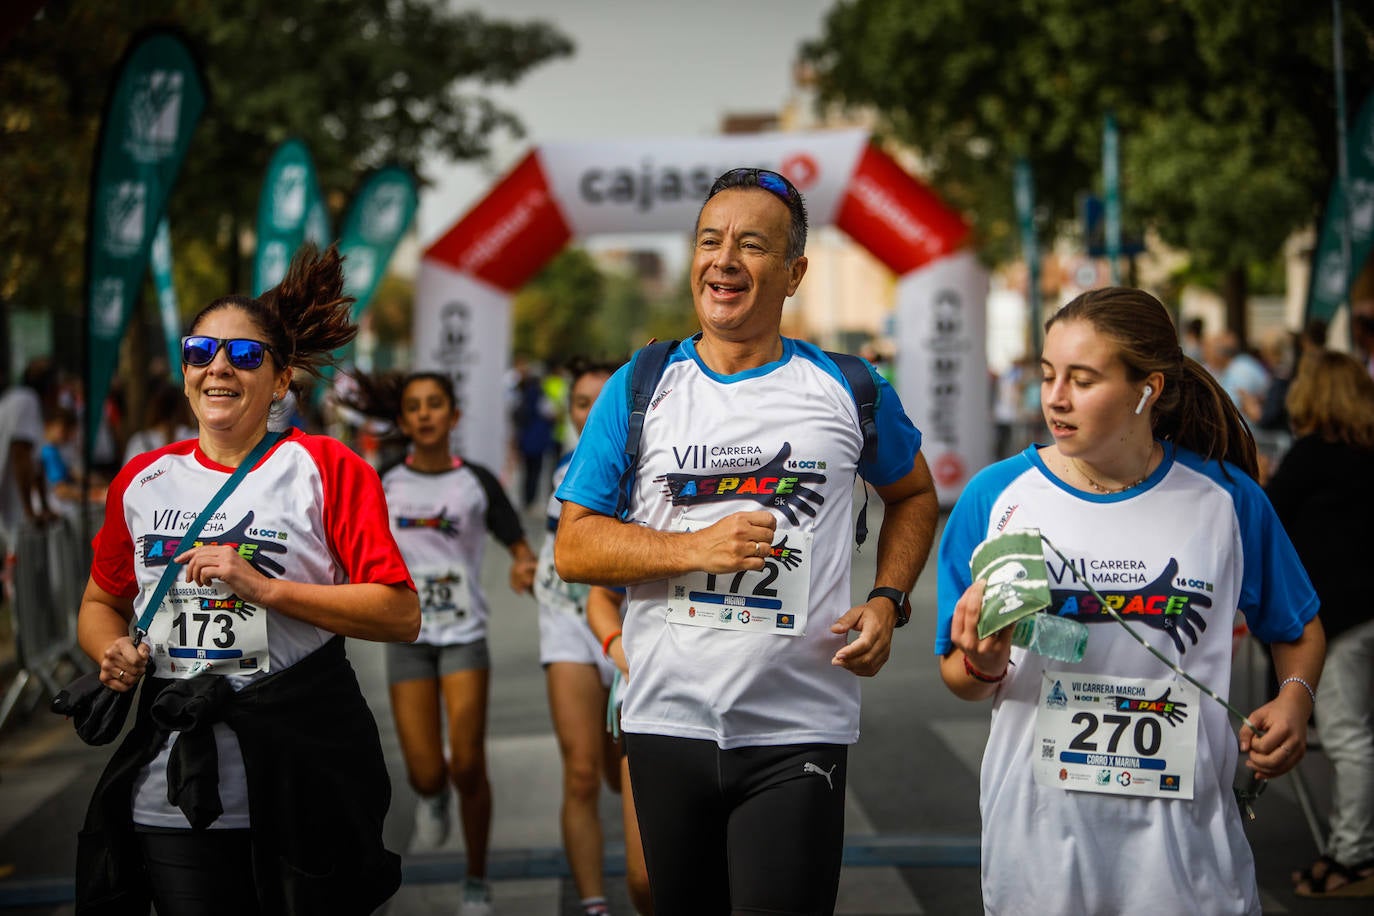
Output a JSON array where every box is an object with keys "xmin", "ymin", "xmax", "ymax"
[
  {"xmin": 100, "ymin": 636, "xmax": 151, "ymax": 692},
  {"xmin": 950, "ymin": 579, "xmax": 1013, "ymax": 678}
]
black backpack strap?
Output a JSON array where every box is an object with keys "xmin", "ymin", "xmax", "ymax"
[
  {"xmin": 615, "ymin": 339, "xmax": 679, "ymax": 521},
  {"xmin": 826, "ymin": 351, "xmax": 880, "ymax": 547},
  {"xmin": 826, "ymin": 351, "xmax": 879, "ymax": 465}
]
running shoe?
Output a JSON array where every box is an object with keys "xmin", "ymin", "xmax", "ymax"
[
  {"xmin": 459, "ymin": 877, "xmax": 493, "ymax": 916},
  {"xmin": 411, "ymin": 789, "xmax": 451, "ymax": 848}
]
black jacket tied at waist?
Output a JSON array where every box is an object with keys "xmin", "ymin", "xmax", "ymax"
[
  {"xmin": 76, "ymin": 636, "xmax": 402, "ymax": 915},
  {"xmin": 151, "ymin": 673, "xmax": 235, "ymax": 829}
]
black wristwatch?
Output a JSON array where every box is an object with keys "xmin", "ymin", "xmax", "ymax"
[{"xmin": 867, "ymin": 586, "xmax": 911, "ymax": 628}]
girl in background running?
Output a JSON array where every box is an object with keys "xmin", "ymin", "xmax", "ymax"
[
  {"xmin": 585, "ymin": 584, "xmax": 653, "ymax": 915},
  {"xmin": 376, "ymin": 371, "xmax": 537, "ymax": 916},
  {"xmin": 534, "ymin": 357, "xmax": 624, "ymax": 916}
]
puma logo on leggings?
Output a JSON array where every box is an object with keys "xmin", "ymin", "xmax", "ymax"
[{"xmin": 803, "ymin": 761, "xmax": 837, "ymax": 790}]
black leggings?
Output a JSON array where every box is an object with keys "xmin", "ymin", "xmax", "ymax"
[
  {"xmin": 137, "ymin": 827, "xmax": 260, "ymax": 916},
  {"xmin": 626, "ymin": 733, "xmax": 847, "ymax": 916}
]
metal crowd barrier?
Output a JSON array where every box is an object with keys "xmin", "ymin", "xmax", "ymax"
[{"xmin": 0, "ymin": 515, "xmax": 94, "ymax": 732}]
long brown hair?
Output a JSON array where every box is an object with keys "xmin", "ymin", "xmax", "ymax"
[
  {"xmin": 1046, "ymin": 287, "xmax": 1258, "ymax": 478},
  {"xmin": 1285, "ymin": 349, "xmax": 1374, "ymax": 449}
]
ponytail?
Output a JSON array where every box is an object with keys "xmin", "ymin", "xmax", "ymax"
[
  {"xmin": 1156, "ymin": 357, "xmax": 1258, "ymax": 479},
  {"xmin": 340, "ymin": 370, "xmax": 456, "ymax": 432},
  {"xmin": 259, "ymin": 243, "xmax": 357, "ymax": 379}
]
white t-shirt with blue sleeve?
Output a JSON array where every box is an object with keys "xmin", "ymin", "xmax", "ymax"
[
  {"xmin": 558, "ymin": 336, "xmax": 921, "ymax": 748},
  {"xmin": 935, "ymin": 443, "xmax": 1318, "ymax": 916}
]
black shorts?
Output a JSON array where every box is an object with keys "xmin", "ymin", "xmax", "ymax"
[{"xmin": 625, "ymin": 733, "xmax": 847, "ymax": 915}]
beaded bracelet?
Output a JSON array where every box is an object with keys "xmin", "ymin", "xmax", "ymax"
[
  {"xmin": 963, "ymin": 653, "xmax": 1007, "ymax": 684},
  {"xmin": 1278, "ymin": 675, "xmax": 1316, "ymax": 708},
  {"xmin": 601, "ymin": 629, "xmax": 623, "ymax": 657}
]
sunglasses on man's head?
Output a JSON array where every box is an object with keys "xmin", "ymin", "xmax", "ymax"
[
  {"xmin": 711, "ymin": 167, "xmax": 799, "ymax": 206},
  {"xmin": 181, "ymin": 336, "xmax": 275, "ymax": 370}
]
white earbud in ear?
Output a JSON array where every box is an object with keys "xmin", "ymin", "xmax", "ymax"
[{"xmin": 1135, "ymin": 385, "xmax": 1153, "ymax": 415}]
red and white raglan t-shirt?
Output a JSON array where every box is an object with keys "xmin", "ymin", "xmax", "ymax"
[{"xmin": 91, "ymin": 428, "xmax": 413, "ymax": 828}]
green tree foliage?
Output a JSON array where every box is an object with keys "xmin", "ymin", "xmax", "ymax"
[
  {"xmin": 803, "ymin": 0, "xmax": 1374, "ymax": 332},
  {"xmin": 512, "ymin": 248, "xmax": 703, "ymax": 365},
  {"xmin": 590, "ymin": 265, "xmax": 699, "ymax": 359},
  {"xmin": 513, "ymin": 249, "xmax": 608, "ymax": 364},
  {"xmin": 639, "ymin": 273, "xmax": 704, "ymax": 348},
  {"xmin": 1, "ymin": 0, "xmax": 573, "ymax": 319}
]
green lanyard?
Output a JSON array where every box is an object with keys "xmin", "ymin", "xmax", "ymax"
[{"xmin": 132, "ymin": 431, "xmax": 285, "ymax": 642}]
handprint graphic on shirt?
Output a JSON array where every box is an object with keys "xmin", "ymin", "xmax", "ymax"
[
  {"xmin": 1052, "ymin": 559, "xmax": 1211, "ymax": 654},
  {"xmin": 656, "ymin": 443, "xmax": 826, "ymax": 525}
]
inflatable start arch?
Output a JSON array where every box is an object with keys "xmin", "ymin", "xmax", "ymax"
[{"xmin": 414, "ymin": 129, "xmax": 990, "ymax": 503}]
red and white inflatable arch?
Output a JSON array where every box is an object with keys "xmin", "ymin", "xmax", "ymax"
[{"xmin": 415, "ymin": 129, "xmax": 989, "ymax": 503}]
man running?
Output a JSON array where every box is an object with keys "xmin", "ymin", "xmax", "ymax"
[{"xmin": 554, "ymin": 167, "xmax": 938, "ymax": 915}]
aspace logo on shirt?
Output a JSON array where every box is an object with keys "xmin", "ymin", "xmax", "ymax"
[
  {"xmin": 1047, "ymin": 557, "xmax": 1213, "ymax": 654},
  {"xmin": 655, "ymin": 443, "xmax": 826, "ymax": 524},
  {"xmin": 140, "ymin": 510, "xmax": 288, "ymax": 578},
  {"xmin": 198, "ymin": 594, "xmax": 257, "ymax": 621}
]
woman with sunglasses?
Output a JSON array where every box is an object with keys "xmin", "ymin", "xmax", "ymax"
[{"xmin": 74, "ymin": 243, "xmax": 420, "ymax": 915}]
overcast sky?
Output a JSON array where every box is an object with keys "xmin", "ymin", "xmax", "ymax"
[{"xmin": 417, "ymin": 0, "xmax": 837, "ymax": 247}]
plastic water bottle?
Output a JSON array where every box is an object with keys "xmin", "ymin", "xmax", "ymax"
[{"xmin": 1011, "ymin": 613, "xmax": 1088, "ymax": 662}]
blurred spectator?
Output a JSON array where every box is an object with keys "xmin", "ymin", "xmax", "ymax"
[
  {"xmin": 1302, "ymin": 317, "xmax": 1329, "ymax": 355},
  {"xmin": 1266, "ymin": 350, "xmax": 1374, "ymax": 898},
  {"xmin": 542, "ymin": 361, "xmax": 569, "ymax": 469},
  {"xmin": 1181, "ymin": 315, "xmax": 1205, "ymax": 362},
  {"xmin": 0, "ymin": 358, "xmax": 59, "ymax": 550},
  {"xmin": 91, "ymin": 375, "xmax": 124, "ymax": 479},
  {"xmin": 122, "ymin": 381, "xmax": 196, "ymax": 465},
  {"xmin": 1019, "ymin": 355, "xmax": 1045, "ymax": 446},
  {"xmin": 510, "ymin": 357, "xmax": 555, "ymax": 510},
  {"xmin": 1203, "ymin": 329, "xmax": 1269, "ymax": 421},
  {"xmin": 39, "ymin": 405, "xmax": 105, "ymax": 517},
  {"xmin": 993, "ymin": 357, "xmax": 1031, "ymax": 459},
  {"xmin": 1254, "ymin": 330, "xmax": 1303, "ymax": 433}
]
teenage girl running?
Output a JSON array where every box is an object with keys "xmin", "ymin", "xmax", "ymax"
[
  {"xmin": 534, "ymin": 358, "xmax": 624, "ymax": 916},
  {"xmin": 378, "ymin": 371, "xmax": 537, "ymax": 916},
  {"xmin": 585, "ymin": 584, "xmax": 653, "ymax": 915}
]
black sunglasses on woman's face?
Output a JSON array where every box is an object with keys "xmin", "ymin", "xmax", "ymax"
[{"xmin": 181, "ymin": 336, "xmax": 276, "ymax": 370}]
